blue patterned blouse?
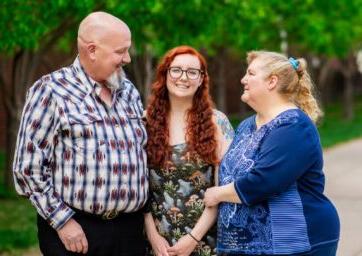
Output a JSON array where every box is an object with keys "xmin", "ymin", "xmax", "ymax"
[{"xmin": 217, "ymin": 109, "xmax": 339, "ymax": 255}]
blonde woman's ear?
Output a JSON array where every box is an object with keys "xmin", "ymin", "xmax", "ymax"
[{"xmin": 268, "ymin": 75, "xmax": 278, "ymax": 90}]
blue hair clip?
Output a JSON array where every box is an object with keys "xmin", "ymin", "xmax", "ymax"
[{"xmin": 288, "ymin": 57, "xmax": 299, "ymax": 70}]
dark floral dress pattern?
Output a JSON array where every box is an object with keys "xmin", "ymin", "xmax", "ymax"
[{"xmin": 148, "ymin": 143, "xmax": 217, "ymax": 256}]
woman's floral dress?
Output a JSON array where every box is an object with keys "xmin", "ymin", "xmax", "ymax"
[{"xmin": 147, "ymin": 143, "xmax": 217, "ymax": 256}]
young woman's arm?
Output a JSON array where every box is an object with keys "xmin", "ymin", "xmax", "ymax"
[
  {"xmin": 169, "ymin": 111, "xmax": 234, "ymax": 256},
  {"xmin": 144, "ymin": 213, "xmax": 171, "ymax": 256},
  {"xmin": 167, "ymin": 189, "xmax": 218, "ymax": 256}
]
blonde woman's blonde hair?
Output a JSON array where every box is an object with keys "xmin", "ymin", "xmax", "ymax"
[{"xmin": 247, "ymin": 51, "xmax": 323, "ymax": 123}]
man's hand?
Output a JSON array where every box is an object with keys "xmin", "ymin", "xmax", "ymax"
[
  {"xmin": 167, "ymin": 234, "xmax": 198, "ymax": 256},
  {"xmin": 204, "ymin": 186, "xmax": 221, "ymax": 207},
  {"xmin": 57, "ymin": 218, "xmax": 88, "ymax": 254}
]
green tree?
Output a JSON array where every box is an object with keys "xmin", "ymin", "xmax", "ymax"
[
  {"xmin": 0, "ymin": 0, "xmax": 100, "ymax": 189},
  {"xmin": 1, "ymin": 0, "xmax": 362, "ymax": 190},
  {"xmin": 266, "ymin": 0, "xmax": 362, "ymax": 119}
]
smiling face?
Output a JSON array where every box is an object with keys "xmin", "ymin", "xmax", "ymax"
[
  {"xmin": 78, "ymin": 12, "xmax": 132, "ymax": 84},
  {"xmin": 166, "ymin": 54, "xmax": 203, "ymax": 100},
  {"xmin": 240, "ymin": 58, "xmax": 271, "ymax": 106},
  {"xmin": 94, "ymin": 28, "xmax": 131, "ymax": 83}
]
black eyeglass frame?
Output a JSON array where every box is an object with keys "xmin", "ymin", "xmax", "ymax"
[{"xmin": 168, "ymin": 67, "xmax": 204, "ymax": 80}]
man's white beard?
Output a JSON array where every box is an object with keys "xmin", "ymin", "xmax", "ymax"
[{"xmin": 105, "ymin": 69, "xmax": 123, "ymax": 91}]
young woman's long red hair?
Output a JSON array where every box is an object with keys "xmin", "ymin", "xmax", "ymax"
[{"xmin": 146, "ymin": 45, "xmax": 218, "ymax": 169}]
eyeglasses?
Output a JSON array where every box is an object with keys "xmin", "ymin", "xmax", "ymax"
[{"xmin": 168, "ymin": 67, "xmax": 204, "ymax": 80}]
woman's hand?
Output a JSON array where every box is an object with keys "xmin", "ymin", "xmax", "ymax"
[
  {"xmin": 149, "ymin": 233, "xmax": 171, "ymax": 256},
  {"xmin": 167, "ymin": 234, "xmax": 198, "ymax": 256},
  {"xmin": 204, "ymin": 186, "xmax": 221, "ymax": 207}
]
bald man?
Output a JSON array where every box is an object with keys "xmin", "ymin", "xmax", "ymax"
[{"xmin": 13, "ymin": 12, "xmax": 148, "ymax": 255}]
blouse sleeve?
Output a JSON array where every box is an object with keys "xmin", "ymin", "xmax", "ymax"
[{"xmin": 234, "ymin": 121, "xmax": 322, "ymax": 206}]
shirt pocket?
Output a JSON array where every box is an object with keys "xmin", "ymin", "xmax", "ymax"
[
  {"xmin": 126, "ymin": 112, "xmax": 147, "ymax": 147},
  {"xmin": 65, "ymin": 112, "xmax": 106, "ymax": 152}
]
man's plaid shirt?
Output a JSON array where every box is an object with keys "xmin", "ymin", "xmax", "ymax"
[{"xmin": 13, "ymin": 57, "xmax": 148, "ymax": 229}]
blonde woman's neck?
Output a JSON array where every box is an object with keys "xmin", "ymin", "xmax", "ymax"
[{"xmin": 256, "ymin": 99, "xmax": 297, "ymax": 129}]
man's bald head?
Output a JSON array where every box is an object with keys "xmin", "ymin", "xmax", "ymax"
[
  {"xmin": 77, "ymin": 12, "xmax": 132, "ymax": 83},
  {"xmin": 78, "ymin": 12, "xmax": 130, "ymax": 44}
]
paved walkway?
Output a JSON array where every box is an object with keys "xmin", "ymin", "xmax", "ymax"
[{"xmin": 324, "ymin": 139, "xmax": 362, "ymax": 256}]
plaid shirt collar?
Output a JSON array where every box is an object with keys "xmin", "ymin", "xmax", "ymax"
[{"xmin": 71, "ymin": 56, "xmax": 125, "ymax": 99}]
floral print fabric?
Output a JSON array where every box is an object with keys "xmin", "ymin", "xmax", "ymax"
[{"xmin": 148, "ymin": 143, "xmax": 216, "ymax": 256}]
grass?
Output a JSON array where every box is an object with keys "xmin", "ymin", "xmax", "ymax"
[
  {"xmin": 0, "ymin": 198, "xmax": 38, "ymax": 254},
  {"xmin": 0, "ymin": 152, "xmax": 38, "ymax": 255},
  {"xmin": 0, "ymin": 98, "xmax": 361, "ymax": 254},
  {"xmin": 318, "ymin": 99, "xmax": 362, "ymax": 147},
  {"xmin": 0, "ymin": 152, "xmax": 6, "ymax": 198}
]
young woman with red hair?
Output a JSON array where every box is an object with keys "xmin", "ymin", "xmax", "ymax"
[{"xmin": 144, "ymin": 45, "xmax": 234, "ymax": 256}]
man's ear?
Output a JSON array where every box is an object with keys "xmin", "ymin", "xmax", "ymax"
[
  {"xmin": 87, "ymin": 42, "xmax": 97, "ymax": 61},
  {"xmin": 268, "ymin": 75, "xmax": 278, "ymax": 90}
]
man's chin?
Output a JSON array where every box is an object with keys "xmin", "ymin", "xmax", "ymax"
[
  {"xmin": 105, "ymin": 82, "xmax": 118, "ymax": 91},
  {"xmin": 105, "ymin": 72, "xmax": 121, "ymax": 90}
]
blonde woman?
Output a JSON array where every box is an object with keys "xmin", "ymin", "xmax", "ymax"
[{"xmin": 204, "ymin": 51, "xmax": 340, "ymax": 256}]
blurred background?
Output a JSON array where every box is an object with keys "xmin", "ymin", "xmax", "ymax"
[{"xmin": 0, "ymin": 0, "xmax": 361, "ymax": 255}]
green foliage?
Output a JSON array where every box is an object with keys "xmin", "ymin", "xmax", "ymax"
[
  {"xmin": 1, "ymin": 1, "xmax": 362, "ymax": 57},
  {"xmin": 0, "ymin": 0, "xmax": 98, "ymax": 54},
  {"xmin": 283, "ymin": 0, "xmax": 362, "ymax": 57},
  {"xmin": 0, "ymin": 198, "xmax": 37, "ymax": 253}
]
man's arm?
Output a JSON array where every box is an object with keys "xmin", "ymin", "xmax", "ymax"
[{"xmin": 13, "ymin": 79, "xmax": 74, "ymax": 230}]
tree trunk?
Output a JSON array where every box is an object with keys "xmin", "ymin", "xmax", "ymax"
[
  {"xmin": 143, "ymin": 51, "xmax": 153, "ymax": 101},
  {"xmin": 4, "ymin": 109, "xmax": 19, "ymax": 191},
  {"xmin": 129, "ymin": 48, "xmax": 154, "ymax": 104},
  {"xmin": 0, "ymin": 17, "xmax": 77, "ymax": 191},
  {"xmin": 215, "ymin": 51, "xmax": 226, "ymax": 112},
  {"xmin": 130, "ymin": 53, "xmax": 144, "ymax": 97},
  {"xmin": 2, "ymin": 50, "xmax": 41, "ymax": 189},
  {"xmin": 343, "ymin": 72, "xmax": 354, "ymax": 120},
  {"xmin": 341, "ymin": 55, "xmax": 356, "ymax": 120},
  {"xmin": 317, "ymin": 59, "xmax": 333, "ymax": 105}
]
